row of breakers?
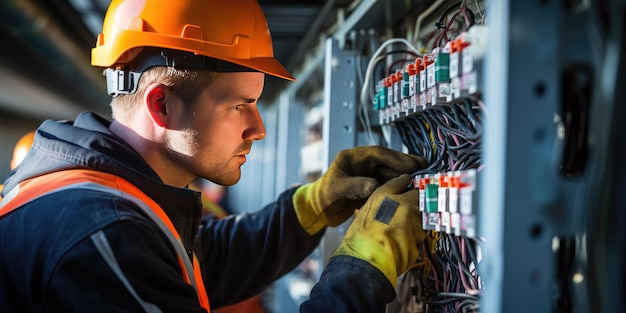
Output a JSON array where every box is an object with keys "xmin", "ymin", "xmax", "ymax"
[
  {"xmin": 413, "ymin": 169, "xmax": 478, "ymax": 237},
  {"xmin": 374, "ymin": 25, "xmax": 488, "ymax": 125}
]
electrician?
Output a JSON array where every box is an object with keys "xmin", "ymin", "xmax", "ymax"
[{"xmin": 0, "ymin": 1, "xmax": 428, "ymax": 312}]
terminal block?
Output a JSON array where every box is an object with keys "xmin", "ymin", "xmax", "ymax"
[{"xmin": 414, "ymin": 169, "xmax": 478, "ymax": 237}]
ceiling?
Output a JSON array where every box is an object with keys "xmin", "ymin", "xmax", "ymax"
[{"xmin": 0, "ymin": 0, "xmax": 352, "ymax": 122}]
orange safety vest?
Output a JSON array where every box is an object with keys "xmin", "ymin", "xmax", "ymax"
[{"xmin": 0, "ymin": 169, "xmax": 211, "ymax": 312}]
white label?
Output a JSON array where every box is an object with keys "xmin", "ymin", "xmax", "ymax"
[
  {"xmin": 438, "ymin": 83, "xmax": 450, "ymax": 97},
  {"xmin": 449, "ymin": 187, "xmax": 459, "ymax": 213},
  {"xmin": 460, "ymin": 187, "xmax": 473, "ymax": 215},
  {"xmin": 394, "ymin": 82, "xmax": 401, "ymax": 104},
  {"xmin": 428, "ymin": 213, "xmax": 440, "ymax": 226},
  {"xmin": 451, "ymin": 212, "xmax": 461, "ymax": 235},
  {"xmin": 462, "ymin": 47, "xmax": 473, "ymax": 74},
  {"xmin": 426, "ymin": 87, "xmax": 435, "ymax": 107},
  {"xmin": 402, "ymin": 99, "xmax": 410, "ymax": 115},
  {"xmin": 415, "ymin": 73, "xmax": 421, "ymax": 94},
  {"xmin": 461, "ymin": 214, "xmax": 475, "ymax": 238},
  {"xmin": 419, "ymin": 93, "xmax": 426, "ymax": 109},
  {"xmin": 467, "ymin": 72, "xmax": 478, "ymax": 94},
  {"xmin": 420, "ymin": 70, "xmax": 427, "ymax": 91},
  {"xmin": 441, "ymin": 212, "xmax": 451, "ymax": 233},
  {"xmin": 448, "ymin": 77, "xmax": 461, "ymax": 102},
  {"xmin": 450, "ymin": 52, "xmax": 459, "ymax": 78},
  {"xmin": 438, "ymin": 187, "xmax": 448, "ymax": 212},
  {"xmin": 426, "ymin": 64, "xmax": 435, "ymax": 88},
  {"xmin": 422, "ymin": 212, "xmax": 428, "ymax": 230}
]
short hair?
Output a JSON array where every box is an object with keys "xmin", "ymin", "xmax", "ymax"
[{"xmin": 110, "ymin": 66, "xmax": 218, "ymax": 122}]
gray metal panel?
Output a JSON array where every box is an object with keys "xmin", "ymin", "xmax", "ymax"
[
  {"xmin": 479, "ymin": 0, "xmax": 599, "ymax": 311},
  {"xmin": 480, "ymin": 0, "xmax": 559, "ymax": 310},
  {"xmin": 319, "ymin": 37, "xmax": 358, "ymax": 268},
  {"xmin": 274, "ymin": 92, "xmax": 305, "ymax": 196},
  {"xmin": 322, "ymin": 38, "xmax": 358, "ymax": 168}
]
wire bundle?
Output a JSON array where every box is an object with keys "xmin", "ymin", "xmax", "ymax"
[
  {"xmin": 385, "ymin": 96, "xmax": 485, "ymax": 313},
  {"xmin": 393, "ymin": 96, "xmax": 485, "ymax": 176},
  {"xmin": 423, "ymin": 234, "xmax": 483, "ymax": 313},
  {"xmin": 359, "ymin": 2, "xmax": 489, "ymax": 312},
  {"xmin": 393, "ymin": 233, "xmax": 483, "ymax": 313}
]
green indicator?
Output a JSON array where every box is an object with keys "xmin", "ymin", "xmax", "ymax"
[
  {"xmin": 425, "ymin": 183, "xmax": 439, "ymax": 213},
  {"xmin": 435, "ymin": 53, "xmax": 450, "ymax": 82}
]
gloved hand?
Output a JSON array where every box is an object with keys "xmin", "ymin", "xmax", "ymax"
[
  {"xmin": 292, "ymin": 146, "xmax": 426, "ymax": 235},
  {"xmin": 332, "ymin": 174, "xmax": 426, "ymax": 287}
]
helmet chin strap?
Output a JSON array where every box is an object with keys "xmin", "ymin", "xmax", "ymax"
[{"xmin": 105, "ymin": 48, "xmax": 259, "ymax": 97}]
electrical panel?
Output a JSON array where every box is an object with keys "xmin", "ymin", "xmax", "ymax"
[
  {"xmin": 281, "ymin": 0, "xmax": 626, "ymax": 312},
  {"xmin": 317, "ymin": 1, "xmax": 490, "ymax": 311}
]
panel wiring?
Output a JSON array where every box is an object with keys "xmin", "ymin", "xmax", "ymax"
[
  {"xmin": 395, "ymin": 97, "xmax": 485, "ymax": 175},
  {"xmin": 352, "ymin": 1, "xmax": 488, "ymax": 312},
  {"xmin": 358, "ymin": 38, "xmax": 422, "ymax": 145}
]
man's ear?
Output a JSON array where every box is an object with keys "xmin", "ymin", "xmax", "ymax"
[{"xmin": 144, "ymin": 83, "xmax": 169, "ymax": 128}]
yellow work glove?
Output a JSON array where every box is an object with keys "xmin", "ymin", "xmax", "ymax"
[
  {"xmin": 332, "ymin": 174, "xmax": 426, "ymax": 287},
  {"xmin": 293, "ymin": 146, "xmax": 426, "ymax": 235}
]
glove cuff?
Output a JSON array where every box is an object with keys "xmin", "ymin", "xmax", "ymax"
[
  {"xmin": 293, "ymin": 183, "xmax": 327, "ymax": 235},
  {"xmin": 332, "ymin": 238, "xmax": 398, "ymax": 287}
]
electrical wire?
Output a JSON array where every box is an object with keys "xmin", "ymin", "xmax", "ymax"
[
  {"xmin": 419, "ymin": 233, "xmax": 484, "ymax": 312},
  {"xmin": 433, "ymin": 2, "xmax": 477, "ymax": 49},
  {"xmin": 396, "ymin": 97, "xmax": 484, "ymax": 177},
  {"xmin": 469, "ymin": 0, "xmax": 485, "ymax": 24},
  {"xmin": 390, "ymin": 96, "xmax": 485, "ymax": 312},
  {"xmin": 412, "ymin": 0, "xmax": 448, "ymax": 46},
  {"xmin": 359, "ymin": 38, "xmax": 421, "ymax": 145},
  {"xmin": 373, "ymin": 5, "xmax": 488, "ymax": 308}
]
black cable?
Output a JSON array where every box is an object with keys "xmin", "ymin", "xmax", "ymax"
[
  {"xmin": 465, "ymin": 238, "xmax": 479, "ymax": 271},
  {"xmin": 435, "ymin": 2, "xmax": 463, "ymax": 29},
  {"xmin": 449, "ymin": 235, "xmax": 480, "ymax": 288},
  {"xmin": 405, "ymin": 115, "xmax": 435, "ymax": 163},
  {"xmin": 395, "ymin": 120, "xmax": 419, "ymax": 155},
  {"xmin": 372, "ymin": 49, "xmax": 422, "ymax": 82}
]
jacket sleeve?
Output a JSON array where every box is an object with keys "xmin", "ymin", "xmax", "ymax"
[
  {"xmin": 300, "ymin": 255, "xmax": 396, "ymax": 312},
  {"xmin": 196, "ymin": 186, "xmax": 325, "ymax": 308}
]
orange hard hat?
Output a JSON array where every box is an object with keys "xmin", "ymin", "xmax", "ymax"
[
  {"xmin": 91, "ymin": 0, "xmax": 294, "ymax": 82},
  {"xmin": 11, "ymin": 131, "xmax": 35, "ymax": 171}
]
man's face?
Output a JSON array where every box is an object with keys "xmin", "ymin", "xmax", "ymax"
[{"xmin": 164, "ymin": 71, "xmax": 266, "ymax": 186}]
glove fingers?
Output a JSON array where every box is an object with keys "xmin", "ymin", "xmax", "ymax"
[
  {"xmin": 375, "ymin": 174, "xmax": 414, "ymax": 195},
  {"xmin": 335, "ymin": 146, "xmax": 425, "ymax": 179},
  {"xmin": 335, "ymin": 177, "xmax": 379, "ymax": 199},
  {"xmin": 324, "ymin": 199, "xmax": 364, "ymax": 226},
  {"xmin": 321, "ymin": 177, "xmax": 378, "ymax": 224},
  {"xmin": 375, "ymin": 155, "xmax": 427, "ymax": 181},
  {"xmin": 374, "ymin": 167, "xmax": 412, "ymax": 182},
  {"xmin": 394, "ymin": 188, "xmax": 419, "ymax": 208}
]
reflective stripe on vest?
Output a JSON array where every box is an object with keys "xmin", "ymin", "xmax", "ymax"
[{"xmin": 0, "ymin": 169, "xmax": 210, "ymax": 312}]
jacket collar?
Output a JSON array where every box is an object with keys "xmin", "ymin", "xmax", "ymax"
[{"xmin": 3, "ymin": 112, "xmax": 203, "ymax": 250}]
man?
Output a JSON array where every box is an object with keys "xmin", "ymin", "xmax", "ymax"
[{"xmin": 0, "ymin": 1, "xmax": 427, "ymax": 312}]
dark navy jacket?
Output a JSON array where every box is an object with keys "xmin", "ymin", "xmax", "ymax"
[{"xmin": 0, "ymin": 112, "xmax": 394, "ymax": 312}]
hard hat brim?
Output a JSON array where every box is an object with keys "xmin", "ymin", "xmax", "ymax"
[{"xmin": 223, "ymin": 56, "xmax": 295, "ymax": 82}]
